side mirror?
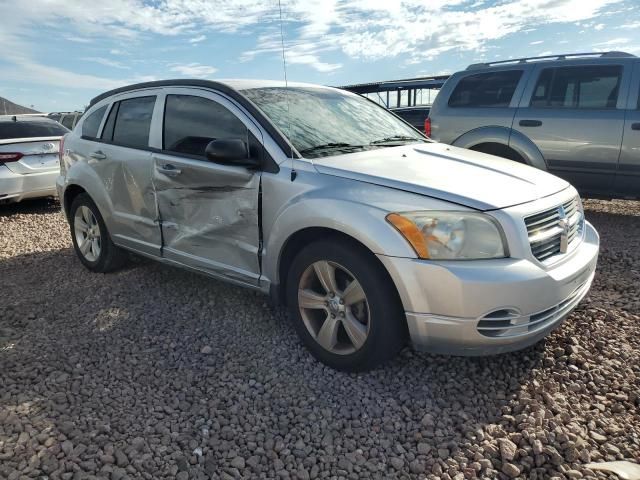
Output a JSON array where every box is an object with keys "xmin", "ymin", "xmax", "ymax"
[{"xmin": 205, "ymin": 139, "xmax": 260, "ymax": 168}]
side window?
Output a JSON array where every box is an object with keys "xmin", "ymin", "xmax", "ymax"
[
  {"xmin": 448, "ymin": 70, "xmax": 523, "ymax": 108},
  {"xmin": 61, "ymin": 115, "xmax": 75, "ymax": 130},
  {"xmin": 81, "ymin": 106, "xmax": 107, "ymax": 139},
  {"xmin": 530, "ymin": 66, "xmax": 622, "ymax": 109},
  {"xmin": 111, "ymin": 96, "xmax": 156, "ymax": 148},
  {"xmin": 163, "ymin": 94, "xmax": 248, "ymax": 157}
]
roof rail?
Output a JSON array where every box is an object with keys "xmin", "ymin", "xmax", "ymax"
[{"xmin": 466, "ymin": 51, "xmax": 636, "ymax": 70}]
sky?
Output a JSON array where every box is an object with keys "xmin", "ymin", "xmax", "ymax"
[{"xmin": 0, "ymin": 0, "xmax": 639, "ymax": 112}]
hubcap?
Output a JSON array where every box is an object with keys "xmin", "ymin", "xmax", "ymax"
[
  {"xmin": 74, "ymin": 206, "xmax": 101, "ymax": 262},
  {"xmin": 298, "ymin": 260, "xmax": 370, "ymax": 355}
]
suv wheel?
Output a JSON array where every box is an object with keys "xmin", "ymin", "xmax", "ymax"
[
  {"xmin": 286, "ymin": 238, "xmax": 406, "ymax": 371},
  {"xmin": 69, "ymin": 193, "xmax": 127, "ymax": 272}
]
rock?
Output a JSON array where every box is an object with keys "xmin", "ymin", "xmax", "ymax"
[
  {"xmin": 499, "ymin": 439, "xmax": 517, "ymax": 461},
  {"xmin": 200, "ymin": 346, "xmax": 213, "ymax": 354},
  {"xmin": 502, "ymin": 463, "xmax": 521, "ymax": 478},
  {"xmin": 230, "ymin": 456, "xmax": 245, "ymax": 469}
]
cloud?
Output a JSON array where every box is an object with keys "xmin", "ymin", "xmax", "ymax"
[
  {"xmin": 0, "ymin": 0, "xmax": 627, "ymax": 83},
  {"xmin": 82, "ymin": 57, "xmax": 131, "ymax": 70},
  {"xmin": 529, "ymin": 40, "xmax": 544, "ymax": 45},
  {"xmin": 169, "ymin": 63, "xmax": 218, "ymax": 77},
  {"xmin": 189, "ymin": 34, "xmax": 206, "ymax": 44}
]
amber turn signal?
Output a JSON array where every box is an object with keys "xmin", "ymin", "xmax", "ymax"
[{"xmin": 386, "ymin": 213, "xmax": 429, "ymax": 259}]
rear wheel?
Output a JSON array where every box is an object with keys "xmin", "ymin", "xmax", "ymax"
[
  {"xmin": 286, "ymin": 238, "xmax": 406, "ymax": 371},
  {"xmin": 69, "ymin": 193, "xmax": 127, "ymax": 272}
]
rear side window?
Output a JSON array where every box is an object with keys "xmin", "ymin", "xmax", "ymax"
[
  {"xmin": 0, "ymin": 120, "xmax": 69, "ymax": 140},
  {"xmin": 530, "ymin": 65, "xmax": 622, "ymax": 109},
  {"xmin": 81, "ymin": 106, "xmax": 107, "ymax": 139},
  {"xmin": 111, "ymin": 96, "xmax": 156, "ymax": 149},
  {"xmin": 61, "ymin": 115, "xmax": 75, "ymax": 129},
  {"xmin": 163, "ymin": 94, "xmax": 247, "ymax": 157},
  {"xmin": 448, "ymin": 70, "xmax": 523, "ymax": 108}
]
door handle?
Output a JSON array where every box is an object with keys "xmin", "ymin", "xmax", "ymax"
[
  {"xmin": 519, "ymin": 120, "xmax": 543, "ymax": 127},
  {"xmin": 89, "ymin": 150, "xmax": 107, "ymax": 160},
  {"xmin": 632, "ymin": 123, "xmax": 640, "ymax": 131},
  {"xmin": 157, "ymin": 164, "xmax": 182, "ymax": 177}
]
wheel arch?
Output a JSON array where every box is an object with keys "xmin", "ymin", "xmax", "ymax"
[
  {"xmin": 273, "ymin": 227, "xmax": 402, "ymax": 309},
  {"xmin": 62, "ymin": 184, "xmax": 87, "ymax": 218},
  {"xmin": 452, "ymin": 126, "xmax": 547, "ymax": 170}
]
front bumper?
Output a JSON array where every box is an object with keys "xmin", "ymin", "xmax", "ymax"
[
  {"xmin": 377, "ymin": 221, "xmax": 599, "ymax": 355},
  {"xmin": 0, "ymin": 165, "xmax": 57, "ymax": 203}
]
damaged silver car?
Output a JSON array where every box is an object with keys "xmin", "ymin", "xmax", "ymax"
[{"xmin": 58, "ymin": 80, "xmax": 599, "ymax": 371}]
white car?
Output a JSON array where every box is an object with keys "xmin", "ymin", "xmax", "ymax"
[{"xmin": 0, "ymin": 115, "xmax": 68, "ymax": 203}]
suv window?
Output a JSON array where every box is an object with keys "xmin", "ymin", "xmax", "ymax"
[
  {"xmin": 81, "ymin": 106, "xmax": 107, "ymax": 139},
  {"xmin": 0, "ymin": 120, "xmax": 68, "ymax": 140},
  {"xmin": 111, "ymin": 96, "xmax": 156, "ymax": 149},
  {"xmin": 448, "ymin": 70, "xmax": 523, "ymax": 108},
  {"xmin": 163, "ymin": 94, "xmax": 247, "ymax": 157},
  {"xmin": 530, "ymin": 65, "xmax": 622, "ymax": 109},
  {"xmin": 61, "ymin": 115, "xmax": 75, "ymax": 129}
]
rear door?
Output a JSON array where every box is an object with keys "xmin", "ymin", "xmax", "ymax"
[
  {"xmin": 85, "ymin": 93, "xmax": 163, "ymax": 256},
  {"xmin": 513, "ymin": 63, "xmax": 629, "ymax": 195},
  {"xmin": 151, "ymin": 88, "xmax": 262, "ymax": 286},
  {"xmin": 615, "ymin": 61, "xmax": 640, "ymax": 198},
  {"xmin": 432, "ymin": 68, "xmax": 525, "ymax": 143}
]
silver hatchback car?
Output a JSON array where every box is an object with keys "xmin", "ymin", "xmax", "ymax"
[{"xmin": 57, "ymin": 79, "xmax": 599, "ymax": 371}]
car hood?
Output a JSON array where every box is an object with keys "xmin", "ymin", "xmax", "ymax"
[{"xmin": 311, "ymin": 142, "xmax": 570, "ymax": 210}]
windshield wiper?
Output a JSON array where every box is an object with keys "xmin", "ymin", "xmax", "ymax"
[
  {"xmin": 370, "ymin": 135, "xmax": 426, "ymax": 145},
  {"xmin": 299, "ymin": 143, "xmax": 368, "ymax": 155}
]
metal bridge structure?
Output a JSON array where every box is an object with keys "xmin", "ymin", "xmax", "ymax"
[{"xmin": 339, "ymin": 75, "xmax": 450, "ymax": 108}]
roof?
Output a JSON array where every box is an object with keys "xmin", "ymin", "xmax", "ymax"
[{"xmin": 89, "ymin": 78, "xmax": 337, "ymax": 106}]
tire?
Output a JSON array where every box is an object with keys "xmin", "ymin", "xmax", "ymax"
[
  {"xmin": 69, "ymin": 193, "xmax": 127, "ymax": 273},
  {"xmin": 286, "ymin": 238, "xmax": 406, "ymax": 371}
]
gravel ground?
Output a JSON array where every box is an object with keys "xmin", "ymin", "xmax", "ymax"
[{"xmin": 1, "ymin": 198, "xmax": 639, "ymax": 480}]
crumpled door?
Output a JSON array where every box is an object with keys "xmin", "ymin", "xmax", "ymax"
[{"xmin": 152, "ymin": 152, "xmax": 261, "ymax": 285}]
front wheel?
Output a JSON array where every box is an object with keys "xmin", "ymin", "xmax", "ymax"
[
  {"xmin": 286, "ymin": 238, "xmax": 406, "ymax": 371},
  {"xmin": 69, "ymin": 193, "xmax": 127, "ymax": 273}
]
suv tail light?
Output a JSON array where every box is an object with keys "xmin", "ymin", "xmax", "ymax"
[
  {"xmin": 424, "ymin": 117, "xmax": 432, "ymax": 137},
  {"xmin": 0, "ymin": 152, "xmax": 24, "ymax": 163},
  {"xmin": 59, "ymin": 135, "xmax": 66, "ymax": 163}
]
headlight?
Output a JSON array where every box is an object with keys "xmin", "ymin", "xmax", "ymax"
[{"xmin": 386, "ymin": 211, "xmax": 507, "ymax": 260}]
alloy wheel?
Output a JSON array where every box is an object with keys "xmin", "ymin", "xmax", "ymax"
[
  {"xmin": 297, "ymin": 260, "xmax": 370, "ymax": 355},
  {"xmin": 74, "ymin": 206, "xmax": 102, "ymax": 262}
]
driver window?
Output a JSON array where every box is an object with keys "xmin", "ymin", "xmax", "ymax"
[{"xmin": 163, "ymin": 94, "xmax": 248, "ymax": 157}]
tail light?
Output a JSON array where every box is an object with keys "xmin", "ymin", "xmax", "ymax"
[
  {"xmin": 59, "ymin": 135, "xmax": 66, "ymax": 163},
  {"xmin": 424, "ymin": 117, "xmax": 432, "ymax": 137},
  {"xmin": 0, "ymin": 152, "xmax": 24, "ymax": 163}
]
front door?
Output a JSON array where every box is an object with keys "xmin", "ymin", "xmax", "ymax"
[
  {"xmin": 152, "ymin": 89, "xmax": 262, "ymax": 285},
  {"xmin": 513, "ymin": 63, "xmax": 627, "ymax": 195}
]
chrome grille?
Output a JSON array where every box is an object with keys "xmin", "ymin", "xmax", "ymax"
[{"xmin": 525, "ymin": 196, "xmax": 584, "ymax": 263}]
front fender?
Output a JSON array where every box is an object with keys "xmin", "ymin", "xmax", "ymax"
[{"xmin": 261, "ymin": 171, "xmax": 462, "ymax": 286}]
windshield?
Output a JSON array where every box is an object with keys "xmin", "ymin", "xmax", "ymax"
[
  {"xmin": 241, "ymin": 87, "xmax": 426, "ymax": 158},
  {"xmin": 0, "ymin": 120, "xmax": 69, "ymax": 140}
]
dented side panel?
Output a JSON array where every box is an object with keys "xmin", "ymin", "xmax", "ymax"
[
  {"xmin": 89, "ymin": 143, "xmax": 161, "ymax": 256},
  {"xmin": 152, "ymin": 152, "xmax": 261, "ymax": 284}
]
